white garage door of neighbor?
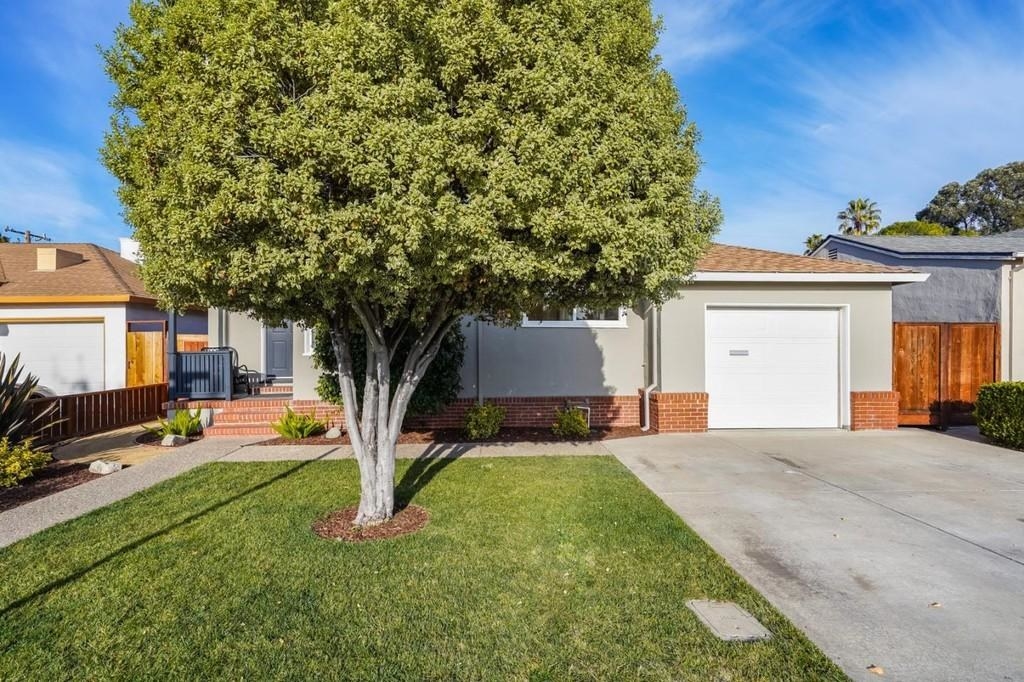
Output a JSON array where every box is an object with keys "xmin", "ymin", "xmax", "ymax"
[
  {"xmin": 0, "ymin": 321, "xmax": 106, "ymax": 395},
  {"xmin": 706, "ymin": 308, "xmax": 841, "ymax": 429}
]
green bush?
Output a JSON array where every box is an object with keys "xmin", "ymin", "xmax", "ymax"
[
  {"xmin": 0, "ymin": 437, "xmax": 51, "ymax": 489},
  {"xmin": 148, "ymin": 409, "xmax": 204, "ymax": 438},
  {"xmin": 463, "ymin": 404, "xmax": 506, "ymax": 440},
  {"xmin": 552, "ymin": 407, "xmax": 590, "ymax": 440},
  {"xmin": 976, "ymin": 382, "xmax": 1024, "ymax": 448},
  {"xmin": 314, "ymin": 323, "xmax": 465, "ymax": 416},
  {"xmin": 272, "ymin": 407, "xmax": 327, "ymax": 439}
]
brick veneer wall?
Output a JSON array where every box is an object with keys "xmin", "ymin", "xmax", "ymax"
[
  {"xmin": 850, "ymin": 391, "xmax": 900, "ymax": 431},
  {"xmin": 647, "ymin": 391, "xmax": 709, "ymax": 433},
  {"xmin": 405, "ymin": 396, "xmax": 642, "ymax": 429}
]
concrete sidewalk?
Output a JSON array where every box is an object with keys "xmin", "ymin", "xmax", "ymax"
[{"xmin": 0, "ymin": 438, "xmax": 257, "ymax": 549}]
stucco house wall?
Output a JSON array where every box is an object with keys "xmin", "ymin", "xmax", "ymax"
[
  {"xmin": 207, "ymin": 309, "xmax": 264, "ymax": 374},
  {"xmin": 0, "ymin": 303, "xmax": 128, "ymax": 392},
  {"xmin": 287, "ymin": 313, "xmax": 645, "ymax": 402},
  {"xmin": 828, "ymin": 241, "xmax": 1000, "ymax": 323},
  {"xmin": 658, "ymin": 282, "xmax": 894, "ymax": 393}
]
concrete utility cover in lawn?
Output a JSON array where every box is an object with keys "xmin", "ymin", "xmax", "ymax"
[{"xmin": 686, "ymin": 600, "xmax": 772, "ymax": 642}]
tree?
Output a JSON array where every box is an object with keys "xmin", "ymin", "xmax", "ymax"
[
  {"xmin": 916, "ymin": 162, "xmax": 1024, "ymax": 234},
  {"xmin": 314, "ymin": 324, "xmax": 466, "ymax": 418},
  {"xmin": 803, "ymin": 233, "xmax": 825, "ymax": 255},
  {"xmin": 837, "ymin": 198, "xmax": 881, "ymax": 235},
  {"xmin": 876, "ymin": 220, "xmax": 951, "ymax": 236},
  {"xmin": 103, "ymin": 0, "xmax": 721, "ymax": 525}
]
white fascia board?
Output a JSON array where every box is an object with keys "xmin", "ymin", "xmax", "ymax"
[{"xmin": 692, "ymin": 271, "xmax": 931, "ymax": 283}]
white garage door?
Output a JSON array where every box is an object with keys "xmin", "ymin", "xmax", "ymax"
[
  {"xmin": 707, "ymin": 308, "xmax": 841, "ymax": 429},
  {"xmin": 0, "ymin": 321, "xmax": 105, "ymax": 395}
]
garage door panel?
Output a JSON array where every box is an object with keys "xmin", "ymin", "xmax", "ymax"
[
  {"xmin": 0, "ymin": 322, "xmax": 105, "ymax": 395},
  {"xmin": 707, "ymin": 309, "xmax": 841, "ymax": 429}
]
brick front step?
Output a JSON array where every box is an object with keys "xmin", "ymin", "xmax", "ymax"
[
  {"xmin": 251, "ymin": 384, "xmax": 294, "ymax": 395},
  {"xmin": 204, "ymin": 424, "xmax": 279, "ymax": 437},
  {"xmin": 215, "ymin": 410, "xmax": 344, "ymax": 425}
]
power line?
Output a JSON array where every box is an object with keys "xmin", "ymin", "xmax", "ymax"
[{"xmin": 3, "ymin": 226, "xmax": 53, "ymax": 244}]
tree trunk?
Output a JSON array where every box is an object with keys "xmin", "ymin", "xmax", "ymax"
[{"xmin": 329, "ymin": 303, "xmax": 456, "ymax": 526}]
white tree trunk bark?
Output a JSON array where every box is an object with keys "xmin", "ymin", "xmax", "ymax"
[{"xmin": 330, "ymin": 304, "xmax": 456, "ymax": 526}]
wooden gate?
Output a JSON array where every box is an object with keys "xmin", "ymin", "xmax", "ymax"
[
  {"xmin": 893, "ymin": 323, "xmax": 1000, "ymax": 426},
  {"xmin": 126, "ymin": 331, "xmax": 166, "ymax": 387}
]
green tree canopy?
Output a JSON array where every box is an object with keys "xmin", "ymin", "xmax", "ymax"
[
  {"xmin": 916, "ymin": 162, "xmax": 1024, "ymax": 234},
  {"xmin": 837, "ymin": 198, "xmax": 881, "ymax": 235},
  {"xmin": 803, "ymin": 233, "xmax": 824, "ymax": 255},
  {"xmin": 876, "ymin": 220, "xmax": 951, "ymax": 236},
  {"xmin": 103, "ymin": 0, "xmax": 720, "ymax": 524}
]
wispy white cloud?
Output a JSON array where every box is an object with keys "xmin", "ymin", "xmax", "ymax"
[
  {"xmin": 699, "ymin": 2, "xmax": 1024, "ymax": 251},
  {"xmin": 0, "ymin": 141, "xmax": 105, "ymax": 237},
  {"xmin": 653, "ymin": 0, "xmax": 836, "ymax": 69}
]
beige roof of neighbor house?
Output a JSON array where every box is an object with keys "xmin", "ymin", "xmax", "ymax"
[
  {"xmin": 0, "ymin": 243, "xmax": 156, "ymax": 304},
  {"xmin": 697, "ymin": 243, "xmax": 918, "ymax": 275}
]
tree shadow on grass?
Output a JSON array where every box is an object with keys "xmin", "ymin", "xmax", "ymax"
[
  {"xmin": 394, "ymin": 443, "xmax": 474, "ymax": 509},
  {"xmin": 0, "ymin": 454, "xmax": 333, "ymax": 619}
]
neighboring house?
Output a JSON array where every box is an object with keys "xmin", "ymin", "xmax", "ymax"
[
  {"xmin": 812, "ymin": 232, "xmax": 1024, "ymax": 423},
  {"xmin": 0, "ymin": 243, "xmax": 206, "ymax": 395},
  {"xmin": 183, "ymin": 243, "xmax": 926, "ymax": 435}
]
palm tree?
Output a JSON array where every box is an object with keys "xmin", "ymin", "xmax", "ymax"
[
  {"xmin": 837, "ymin": 198, "xmax": 881, "ymax": 235},
  {"xmin": 804, "ymin": 233, "xmax": 825, "ymax": 255}
]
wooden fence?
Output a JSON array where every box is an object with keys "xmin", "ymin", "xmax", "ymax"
[
  {"xmin": 893, "ymin": 323, "xmax": 999, "ymax": 426},
  {"xmin": 126, "ymin": 333, "xmax": 210, "ymax": 387},
  {"xmin": 27, "ymin": 383, "xmax": 168, "ymax": 446}
]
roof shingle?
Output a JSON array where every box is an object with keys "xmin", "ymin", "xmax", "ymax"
[
  {"xmin": 697, "ymin": 244, "xmax": 915, "ymax": 274},
  {"xmin": 0, "ymin": 243, "xmax": 155, "ymax": 302}
]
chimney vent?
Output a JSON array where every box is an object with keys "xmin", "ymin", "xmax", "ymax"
[{"xmin": 36, "ymin": 248, "xmax": 83, "ymax": 272}]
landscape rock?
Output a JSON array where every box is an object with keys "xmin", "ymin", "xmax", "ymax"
[
  {"xmin": 89, "ymin": 460, "xmax": 123, "ymax": 475},
  {"xmin": 162, "ymin": 434, "xmax": 188, "ymax": 447},
  {"xmin": 325, "ymin": 427, "xmax": 343, "ymax": 440}
]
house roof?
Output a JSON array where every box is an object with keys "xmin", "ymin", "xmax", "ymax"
[
  {"xmin": 0, "ymin": 243, "xmax": 156, "ymax": 304},
  {"xmin": 817, "ymin": 232, "xmax": 1024, "ymax": 259},
  {"xmin": 694, "ymin": 244, "xmax": 928, "ymax": 283}
]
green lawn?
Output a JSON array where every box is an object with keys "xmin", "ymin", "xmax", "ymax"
[{"xmin": 0, "ymin": 456, "xmax": 843, "ymax": 680}]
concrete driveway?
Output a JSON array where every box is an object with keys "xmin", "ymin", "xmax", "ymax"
[{"xmin": 606, "ymin": 428, "xmax": 1024, "ymax": 682}]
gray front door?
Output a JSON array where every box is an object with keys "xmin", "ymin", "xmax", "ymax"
[{"xmin": 264, "ymin": 324, "xmax": 293, "ymax": 381}]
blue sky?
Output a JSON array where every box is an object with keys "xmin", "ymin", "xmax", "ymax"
[{"xmin": 1, "ymin": 1, "xmax": 1023, "ymax": 252}]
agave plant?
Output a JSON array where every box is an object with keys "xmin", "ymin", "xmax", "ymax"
[{"xmin": 0, "ymin": 352, "xmax": 58, "ymax": 443}]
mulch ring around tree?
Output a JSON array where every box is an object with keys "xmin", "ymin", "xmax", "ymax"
[
  {"xmin": 312, "ymin": 505, "xmax": 430, "ymax": 543},
  {"xmin": 262, "ymin": 425, "xmax": 651, "ymax": 446},
  {"xmin": 135, "ymin": 432, "xmax": 204, "ymax": 448},
  {"xmin": 0, "ymin": 461, "xmax": 104, "ymax": 513}
]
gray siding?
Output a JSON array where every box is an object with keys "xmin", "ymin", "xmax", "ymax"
[
  {"xmin": 207, "ymin": 309, "xmax": 264, "ymax": 374},
  {"xmin": 290, "ymin": 313, "xmax": 646, "ymax": 401},
  {"xmin": 829, "ymin": 242, "xmax": 1000, "ymax": 323},
  {"xmin": 127, "ymin": 303, "xmax": 208, "ymax": 335}
]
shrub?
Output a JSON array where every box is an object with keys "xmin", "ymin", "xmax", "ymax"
[
  {"xmin": 314, "ymin": 323, "xmax": 465, "ymax": 416},
  {"xmin": 552, "ymin": 407, "xmax": 590, "ymax": 440},
  {"xmin": 0, "ymin": 352, "xmax": 59, "ymax": 444},
  {"xmin": 463, "ymin": 404, "xmax": 506, "ymax": 440},
  {"xmin": 0, "ymin": 437, "xmax": 50, "ymax": 489},
  {"xmin": 148, "ymin": 409, "xmax": 204, "ymax": 438},
  {"xmin": 975, "ymin": 382, "xmax": 1024, "ymax": 448},
  {"xmin": 272, "ymin": 407, "xmax": 327, "ymax": 439}
]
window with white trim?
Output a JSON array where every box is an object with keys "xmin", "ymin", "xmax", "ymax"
[
  {"xmin": 302, "ymin": 327, "xmax": 315, "ymax": 356},
  {"xmin": 522, "ymin": 306, "xmax": 628, "ymax": 328}
]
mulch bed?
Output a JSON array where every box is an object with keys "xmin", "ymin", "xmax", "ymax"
[
  {"xmin": 0, "ymin": 461, "xmax": 102, "ymax": 513},
  {"xmin": 135, "ymin": 432, "xmax": 204, "ymax": 448},
  {"xmin": 312, "ymin": 505, "xmax": 429, "ymax": 543},
  {"xmin": 262, "ymin": 425, "xmax": 650, "ymax": 446}
]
